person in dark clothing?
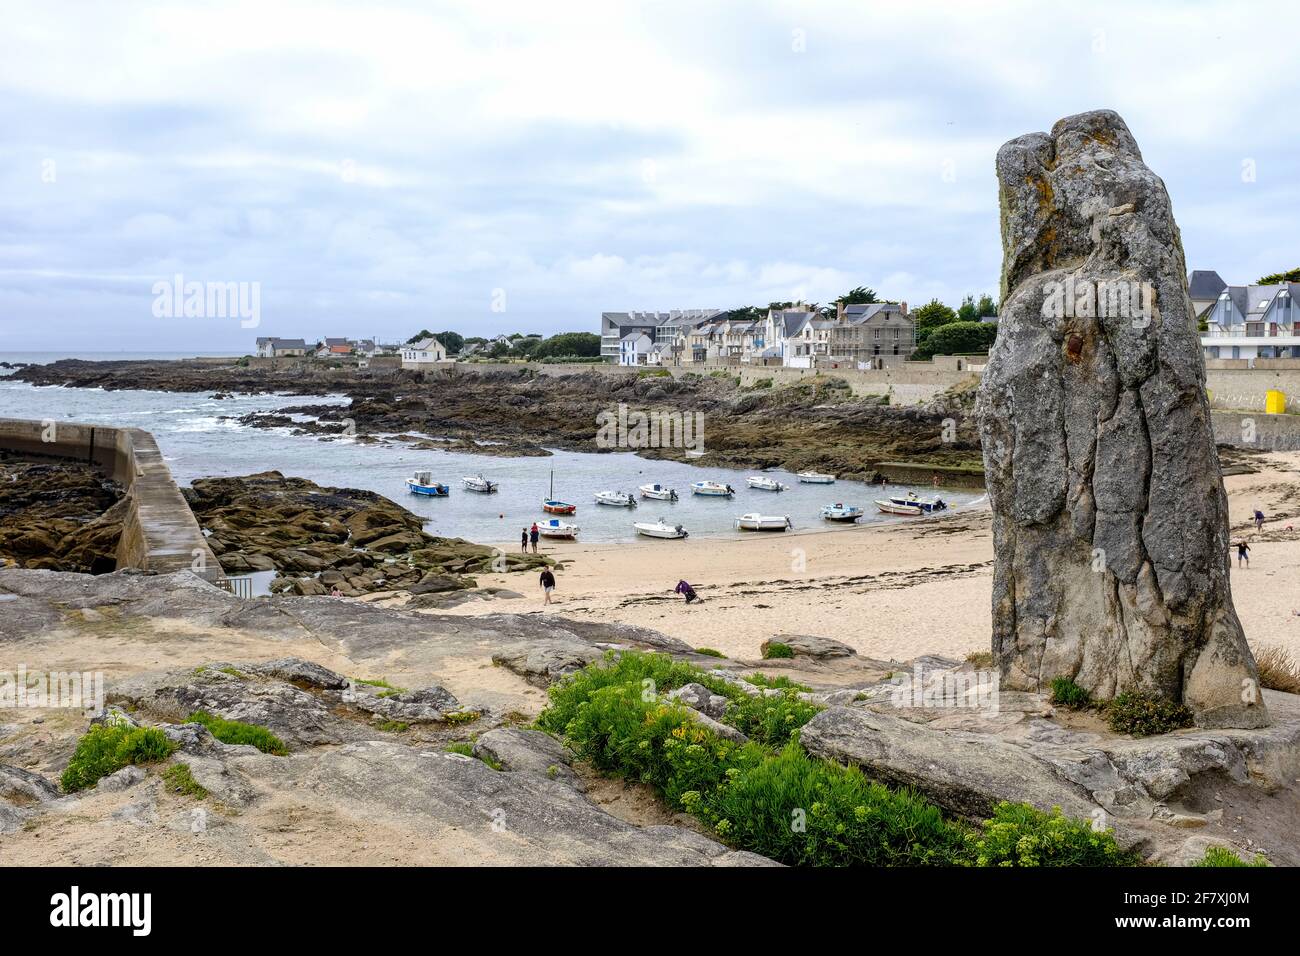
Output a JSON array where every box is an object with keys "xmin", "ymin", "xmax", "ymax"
[
  {"xmin": 539, "ymin": 567, "xmax": 556, "ymax": 605},
  {"xmin": 1254, "ymin": 509, "xmax": 1265, "ymax": 532},
  {"xmin": 1236, "ymin": 541, "xmax": 1250, "ymax": 568},
  {"xmin": 674, "ymin": 579, "xmax": 698, "ymax": 604},
  {"xmin": 521, "ymin": 528, "xmax": 529, "ymax": 553},
  {"xmin": 529, "ymin": 523, "xmax": 540, "ymax": 553}
]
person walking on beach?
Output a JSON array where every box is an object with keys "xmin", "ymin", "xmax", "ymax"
[
  {"xmin": 1236, "ymin": 541, "xmax": 1250, "ymax": 568},
  {"xmin": 529, "ymin": 523, "xmax": 540, "ymax": 553},
  {"xmin": 539, "ymin": 567, "xmax": 556, "ymax": 605},
  {"xmin": 521, "ymin": 527, "xmax": 529, "ymax": 553},
  {"xmin": 1254, "ymin": 509, "xmax": 1265, "ymax": 533}
]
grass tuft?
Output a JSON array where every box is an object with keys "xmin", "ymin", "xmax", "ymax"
[
  {"xmin": 188, "ymin": 710, "xmax": 289, "ymax": 755},
  {"xmin": 1193, "ymin": 846, "xmax": 1269, "ymax": 867},
  {"xmin": 60, "ymin": 723, "xmax": 176, "ymax": 793},
  {"xmin": 695, "ymin": 647, "xmax": 726, "ymax": 658},
  {"xmin": 1104, "ymin": 692, "xmax": 1194, "ymax": 737},
  {"xmin": 1050, "ymin": 676, "xmax": 1092, "ymax": 710},
  {"xmin": 762, "ymin": 642, "xmax": 794, "ymax": 660},
  {"xmin": 1255, "ymin": 645, "xmax": 1300, "ymax": 695},
  {"xmin": 163, "ymin": 762, "xmax": 209, "ymax": 799}
]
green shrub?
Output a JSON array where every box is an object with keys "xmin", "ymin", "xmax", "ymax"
[
  {"xmin": 188, "ymin": 711, "xmax": 288, "ymax": 755},
  {"xmin": 162, "ymin": 763, "xmax": 208, "ymax": 799},
  {"xmin": 1105, "ymin": 693, "xmax": 1193, "ymax": 737},
  {"xmin": 965, "ymin": 802, "xmax": 1140, "ymax": 867},
  {"xmin": 762, "ymin": 642, "xmax": 794, "ymax": 660},
  {"xmin": 745, "ymin": 673, "xmax": 810, "ymax": 691},
  {"xmin": 377, "ymin": 720, "xmax": 409, "ymax": 733},
  {"xmin": 724, "ymin": 689, "xmax": 820, "ymax": 746},
  {"xmin": 445, "ymin": 742, "xmax": 474, "ymax": 757},
  {"xmin": 695, "ymin": 647, "xmax": 726, "ymax": 658},
  {"xmin": 1050, "ymin": 677, "xmax": 1092, "ymax": 710},
  {"xmin": 60, "ymin": 723, "xmax": 177, "ymax": 793},
  {"xmin": 1194, "ymin": 846, "xmax": 1268, "ymax": 867}
]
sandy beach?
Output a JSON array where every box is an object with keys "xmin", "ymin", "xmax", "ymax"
[{"xmin": 436, "ymin": 451, "xmax": 1300, "ymax": 667}]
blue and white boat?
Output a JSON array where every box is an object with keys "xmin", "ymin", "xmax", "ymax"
[
  {"xmin": 821, "ymin": 503, "xmax": 864, "ymax": 522},
  {"xmin": 538, "ymin": 518, "xmax": 579, "ymax": 539},
  {"xmin": 406, "ymin": 471, "xmax": 449, "ymax": 497},
  {"xmin": 888, "ymin": 491, "xmax": 947, "ymax": 514},
  {"xmin": 690, "ymin": 480, "xmax": 735, "ymax": 497}
]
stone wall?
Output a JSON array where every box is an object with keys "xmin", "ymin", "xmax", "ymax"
[{"xmin": 0, "ymin": 418, "xmax": 222, "ymax": 582}]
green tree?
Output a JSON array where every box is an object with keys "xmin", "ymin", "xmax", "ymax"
[
  {"xmin": 913, "ymin": 321, "xmax": 997, "ymax": 360},
  {"xmin": 976, "ymin": 293, "xmax": 999, "ymax": 318},
  {"xmin": 406, "ymin": 329, "xmax": 434, "ymax": 344},
  {"xmin": 1259, "ymin": 268, "xmax": 1300, "ymax": 284},
  {"xmin": 912, "ymin": 299, "xmax": 959, "ymax": 343},
  {"xmin": 533, "ymin": 332, "xmax": 602, "ymax": 359},
  {"xmin": 836, "ymin": 285, "xmax": 878, "ymax": 305},
  {"xmin": 432, "ymin": 331, "xmax": 465, "ymax": 354}
]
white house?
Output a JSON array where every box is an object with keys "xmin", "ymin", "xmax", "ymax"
[
  {"xmin": 1200, "ymin": 281, "xmax": 1300, "ymax": 360},
  {"xmin": 618, "ymin": 331, "xmax": 654, "ymax": 366},
  {"xmin": 255, "ymin": 336, "xmax": 308, "ymax": 358},
  {"xmin": 401, "ymin": 337, "xmax": 449, "ymax": 369}
]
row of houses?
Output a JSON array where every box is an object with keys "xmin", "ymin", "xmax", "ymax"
[
  {"xmin": 255, "ymin": 335, "xmax": 451, "ymax": 369},
  {"xmin": 1193, "ymin": 270, "xmax": 1300, "ymax": 361},
  {"xmin": 602, "ymin": 302, "xmax": 916, "ymax": 368}
]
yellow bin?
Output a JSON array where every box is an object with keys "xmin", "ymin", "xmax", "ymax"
[{"xmin": 1266, "ymin": 389, "xmax": 1287, "ymax": 415}]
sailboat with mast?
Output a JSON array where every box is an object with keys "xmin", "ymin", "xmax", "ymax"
[{"xmin": 542, "ymin": 469, "xmax": 577, "ymax": 515}]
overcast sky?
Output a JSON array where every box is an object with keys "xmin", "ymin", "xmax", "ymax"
[{"xmin": 1, "ymin": 0, "xmax": 1296, "ymax": 351}]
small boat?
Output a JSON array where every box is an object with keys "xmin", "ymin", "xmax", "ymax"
[
  {"xmin": 798, "ymin": 471, "xmax": 836, "ymax": 484},
  {"xmin": 462, "ymin": 474, "xmax": 498, "ymax": 493},
  {"xmin": 875, "ymin": 499, "xmax": 922, "ymax": 516},
  {"xmin": 634, "ymin": 518, "xmax": 688, "ymax": 539},
  {"xmin": 747, "ymin": 475, "xmax": 787, "ymax": 492},
  {"xmin": 542, "ymin": 470, "xmax": 576, "ymax": 514},
  {"xmin": 735, "ymin": 513, "xmax": 792, "ymax": 532},
  {"xmin": 595, "ymin": 490, "xmax": 638, "ymax": 508},
  {"xmin": 639, "ymin": 483, "xmax": 679, "ymax": 501},
  {"xmin": 888, "ymin": 492, "xmax": 948, "ymax": 514},
  {"xmin": 405, "ymin": 471, "xmax": 449, "ymax": 497},
  {"xmin": 537, "ymin": 518, "xmax": 579, "ymax": 539},
  {"xmin": 821, "ymin": 503, "xmax": 864, "ymax": 522},
  {"xmin": 690, "ymin": 480, "xmax": 735, "ymax": 497}
]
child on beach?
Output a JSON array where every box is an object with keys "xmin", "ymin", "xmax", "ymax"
[
  {"xmin": 529, "ymin": 523, "xmax": 540, "ymax": 553},
  {"xmin": 521, "ymin": 528, "xmax": 529, "ymax": 553},
  {"xmin": 1236, "ymin": 541, "xmax": 1250, "ymax": 568}
]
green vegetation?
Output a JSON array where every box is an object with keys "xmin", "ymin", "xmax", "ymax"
[
  {"xmin": 748, "ymin": 377, "xmax": 773, "ymax": 389},
  {"xmin": 163, "ymin": 763, "xmax": 209, "ymax": 799},
  {"xmin": 532, "ymin": 331, "xmax": 601, "ymax": 360},
  {"xmin": 762, "ymin": 642, "xmax": 794, "ymax": 660},
  {"xmin": 694, "ymin": 647, "xmax": 726, "ymax": 658},
  {"xmin": 445, "ymin": 742, "xmax": 474, "ymax": 757},
  {"xmin": 537, "ymin": 651, "xmax": 1132, "ymax": 867},
  {"xmin": 443, "ymin": 710, "xmax": 481, "ymax": 725},
  {"xmin": 217, "ymin": 666, "xmax": 245, "ymax": 678},
  {"xmin": 745, "ymin": 673, "xmax": 811, "ymax": 691},
  {"xmin": 188, "ymin": 711, "xmax": 289, "ymax": 755},
  {"xmin": 1104, "ymin": 693, "xmax": 1194, "ymax": 737},
  {"xmin": 1258, "ymin": 267, "xmax": 1300, "ymax": 284},
  {"xmin": 352, "ymin": 676, "xmax": 399, "ymax": 690},
  {"xmin": 377, "ymin": 720, "xmax": 409, "ymax": 733},
  {"xmin": 1194, "ymin": 846, "xmax": 1269, "ymax": 868},
  {"xmin": 913, "ymin": 321, "xmax": 998, "ymax": 361},
  {"xmin": 966, "ymin": 802, "xmax": 1141, "ymax": 867},
  {"xmin": 60, "ymin": 723, "xmax": 177, "ymax": 793},
  {"xmin": 1050, "ymin": 676, "xmax": 1092, "ymax": 710}
]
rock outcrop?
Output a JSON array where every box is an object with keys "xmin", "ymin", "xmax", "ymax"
[
  {"xmin": 0, "ymin": 451, "xmax": 125, "ymax": 573},
  {"xmin": 977, "ymin": 109, "xmax": 1267, "ymax": 729}
]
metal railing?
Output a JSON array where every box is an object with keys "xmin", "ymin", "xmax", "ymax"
[{"xmin": 215, "ymin": 576, "xmax": 254, "ymax": 598}]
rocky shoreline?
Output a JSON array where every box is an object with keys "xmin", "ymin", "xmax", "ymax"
[
  {"xmin": 0, "ymin": 450, "xmax": 125, "ymax": 573},
  {"xmin": 12, "ymin": 359, "xmax": 984, "ymax": 478}
]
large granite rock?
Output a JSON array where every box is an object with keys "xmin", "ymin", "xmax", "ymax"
[{"xmin": 976, "ymin": 109, "xmax": 1267, "ymax": 729}]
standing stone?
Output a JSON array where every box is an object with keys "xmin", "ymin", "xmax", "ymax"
[{"xmin": 976, "ymin": 109, "xmax": 1268, "ymax": 729}]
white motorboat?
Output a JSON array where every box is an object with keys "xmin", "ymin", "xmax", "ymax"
[
  {"xmin": 595, "ymin": 490, "xmax": 638, "ymax": 508},
  {"xmin": 634, "ymin": 518, "xmax": 688, "ymax": 539},
  {"xmin": 888, "ymin": 491, "xmax": 948, "ymax": 514},
  {"xmin": 797, "ymin": 471, "xmax": 836, "ymax": 484},
  {"xmin": 462, "ymin": 474, "xmax": 498, "ymax": 493},
  {"xmin": 537, "ymin": 518, "xmax": 579, "ymax": 539},
  {"xmin": 875, "ymin": 499, "xmax": 922, "ymax": 516},
  {"xmin": 735, "ymin": 513, "xmax": 792, "ymax": 532},
  {"xmin": 690, "ymin": 480, "xmax": 735, "ymax": 497},
  {"xmin": 405, "ymin": 471, "xmax": 449, "ymax": 497},
  {"xmin": 746, "ymin": 476, "xmax": 787, "ymax": 492},
  {"xmin": 821, "ymin": 503, "xmax": 864, "ymax": 522},
  {"xmin": 639, "ymin": 483, "xmax": 678, "ymax": 501}
]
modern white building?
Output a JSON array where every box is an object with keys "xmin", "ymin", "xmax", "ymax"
[
  {"xmin": 401, "ymin": 337, "xmax": 449, "ymax": 369},
  {"xmin": 1199, "ymin": 279, "xmax": 1300, "ymax": 360},
  {"xmin": 600, "ymin": 309, "xmax": 725, "ymax": 362}
]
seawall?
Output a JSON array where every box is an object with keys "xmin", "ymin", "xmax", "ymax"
[{"xmin": 0, "ymin": 418, "xmax": 222, "ymax": 582}]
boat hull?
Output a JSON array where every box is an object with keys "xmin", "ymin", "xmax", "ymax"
[
  {"xmin": 542, "ymin": 501, "xmax": 576, "ymax": 515},
  {"xmin": 736, "ymin": 514, "xmax": 791, "ymax": 531},
  {"xmin": 634, "ymin": 524, "xmax": 688, "ymax": 539},
  {"xmin": 798, "ymin": 475, "xmax": 835, "ymax": 484},
  {"xmin": 746, "ymin": 477, "xmax": 785, "ymax": 491},
  {"xmin": 875, "ymin": 500, "xmax": 922, "ymax": 516},
  {"xmin": 462, "ymin": 477, "xmax": 497, "ymax": 493},
  {"xmin": 639, "ymin": 485, "xmax": 678, "ymax": 500},
  {"xmin": 405, "ymin": 480, "xmax": 449, "ymax": 497}
]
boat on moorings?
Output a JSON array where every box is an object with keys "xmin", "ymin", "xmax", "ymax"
[
  {"xmin": 595, "ymin": 490, "xmax": 638, "ymax": 508},
  {"xmin": 875, "ymin": 499, "xmax": 922, "ymax": 516},
  {"xmin": 634, "ymin": 518, "xmax": 688, "ymax": 539},
  {"xmin": 639, "ymin": 483, "xmax": 678, "ymax": 501},
  {"xmin": 462, "ymin": 474, "xmax": 498, "ymax": 493},
  {"xmin": 690, "ymin": 480, "xmax": 735, "ymax": 497},
  {"xmin": 821, "ymin": 503, "xmax": 864, "ymax": 522},
  {"xmin": 542, "ymin": 469, "xmax": 576, "ymax": 514},
  {"xmin": 405, "ymin": 471, "xmax": 449, "ymax": 497},
  {"xmin": 797, "ymin": 471, "xmax": 836, "ymax": 484},
  {"xmin": 537, "ymin": 518, "xmax": 579, "ymax": 539},
  {"xmin": 746, "ymin": 475, "xmax": 787, "ymax": 492},
  {"xmin": 735, "ymin": 513, "xmax": 792, "ymax": 532},
  {"xmin": 887, "ymin": 491, "xmax": 948, "ymax": 514}
]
